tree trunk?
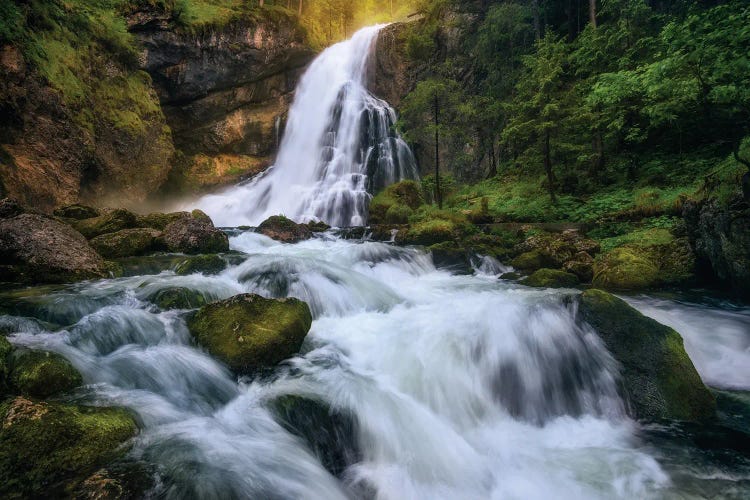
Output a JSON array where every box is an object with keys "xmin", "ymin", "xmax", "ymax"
[
  {"xmin": 533, "ymin": 0, "xmax": 542, "ymax": 40},
  {"xmin": 543, "ymin": 130, "xmax": 556, "ymax": 203},
  {"xmin": 488, "ymin": 137, "xmax": 497, "ymax": 179},
  {"xmin": 434, "ymin": 93, "xmax": 442, "ymax": 209},
  {"xmin": 589, "ymin": 0, "xmax": 597, "ymax": 28},
  {"xmin": 259, "ymin": 0, "xmax": 264, "ymax": 7},
  {"xmin": 298, "ymin": 0, "xmax": 303, "ymax": 16}
]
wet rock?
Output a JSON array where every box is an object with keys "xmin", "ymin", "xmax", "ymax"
[
  {"xmin": 148, "ymin": 287, "xmax": 209, "ymax": 310},
  {"xmin": 563, "ymin": 252, "xmax": 595, "ymax": 283},
  {"xmin": 190, "ymin": 209, "xmax": 212, "ymax": 224},
  {"xmin": 510, "ymin": 250, "xmax": 555, "ymax": 272},
  {"xmin": 500, "ymin": 271, "xmax": 522, "ymax": 281},
  {"xmin": 174, "ymin": 254, "xmax": 227, "ymax": 275},
  {"xmin": 579, "ymin": 289, "xmax": 715, "ymax": 422},
  {"xmin": 0, "ymin": 397, "xmax": 137, "ymax": 498},
  {"xmin": 0, "ymin": 198, "xmax": 23, "ymax": 219},
  {"xmin": 428, "ymin": 241, "xmax": 472, "ymax": 273},
  {"xmin": 187, "ymin": 294, "xmax": 312, "ymax": 374},
  {"xmin": 70, "ymin": 209, "xmax": 138, "ymax": 239},
  {"xmin": 270, "ymin": 395, "xmax": 359, "ymax": 478},
  {"xmin": 521, "ymin": 268, "xmax": 580, "ymax": 288},
  {"xmin": 257, "ymin": 215, "xmax": 312, "ymax": 243},
  {"xmin": 135, "ymin": 211, "xmax": 190, "ymax": 230},
  {"xmin": 306, "ymin": 221, "xmax": 331, "ymax": 233},
  {"xmin": 90, "ymin": 228, "xmax": 163, "ymax": 259},
  {"xmin": 162, "ymin": 217, "xmax": 229, "ymax": 254},
  {"xmin": 74, "ymin": 463, "xmax": 153, "ymax": 500},
  {"xmin": 53, "ymin": 204, "xmax": 100, "ymax": 220},
  {"xmin": 514, "ymin": 231, "xmax": 600, "ymax": 269},
  {"xmin": 0, "ymin": 214, "xmax": 107, "ymax": 284},
  {"xmin": 9, "ymin": 349, "xmax": 82, "ymax": 399}
]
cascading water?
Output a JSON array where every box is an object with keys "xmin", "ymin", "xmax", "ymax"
[{"xmin": 193, "ymin": 26, "xmax": 418, "ymax": 228}]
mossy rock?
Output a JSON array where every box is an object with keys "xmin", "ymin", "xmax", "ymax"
[
  {"xmin": 174, "ymin": 254, "xmax": 227, "ymax": 276},
  {"xmin": 162, "ymin": 218, "xmax": 229, "ymax": 254},
  {"xmin": 428, "ymin": 241, "xmax": 471, "ymax": 273},
  {"xmin": 0, "ymin": 337, "xmax": 12, "ymax": 396},
  {"xmin": 190, "ymin": 209, "xmax": 212, "ymax": 224},
  {"xmin": 270, "ymin": 395, "xmax": 359, "ymax": 477},
  {"xmin": 500, "ymin": 271, "xmax": 522, "ymax": 281},
  {"xmin": 71, "ymin": 209, "xmax": 138, "ymax": 239},
  {"xmin": 579, "ymin": 290, "xmax": 715, "ymax": 422},
  {"xmin": 89, "ymin": 228, "xmax": 163, "ymax": 259},
  {"xmin": 148, "ymin": 287, "xmax": 209, "ymax": 310},
  {"xmin": 306, "ymin": 221, "xmax": 331, "ymax": 232},
  {"xmin": 9, "ymin": 349, "xmax": 83, "ymax": 398},
  {"xmin": 186, "ymin": 294, "xmax": 312, "ymax": 374},
  {"xmin": 257, "ymin": 215, "xmax": 312, "ymax": 243},
  {"xmin": 135, "ymin": 211, "xmax": 190, "ymax": 231},
  {"xmin": 0, "ymin": 397, "xmax": 137, "ymax": 498},
  {"xmin": 369, "ymin": 180, "xmax": 424, "ymax": 224},
  {"xmin": 395, "ymin": 210, "xmax": 470, "ymax": 246},
  {"xmin": 53, "ymin": 204, "xmax": 100, "ymax": 220},
  {"xmin": 563, "ymin": 252, "xmax": 595, "ymax": 283},
  {"xmin": 521, "ymin": 268, "xmax": 580, "ymax": 288},
  {"xmin": 510, "ymin": 250, "xmax": 555, "ymax": 272},
  {"xmin": 462, "ymin": 232, "xmax": 519, "ymax": 260},
  {"xmin": 592, "ymin": 246, "xmax": 660, "ymax": 290},
  {"xmin": 384, "ymin": 203, "xmax": 413, "ymax": 224}
]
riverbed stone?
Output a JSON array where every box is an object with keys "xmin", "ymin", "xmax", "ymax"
[
  {"xmin": 187, "ymin": 293, "xmax": 312, "ymax": 374},
  {"xmin": 257, "ymin": 215, "xmax": 312, "ymax": 243},
  {"xmin": 521, "ymin": 268, "xmax": 580, "ymax": 288},
  {"xmin": 148, "ymin": 287, "xmax": 209, "ymax": 310},
  {"xmin": 89, "ymin": 228, "xmax": 163, "ymax": 259},
  {"xmin": 174, "ymin": 254, "xmax": 227, "ymax": 275},
  {"xmin": 135, "ymin": 211, "xmax": 190, "ymax": 230},
  {"xmin": 162, "ymin": 217, "xmax": 229, "ymax": 254},
  {"xmin": 70, "ymin": 209, "xmax": 138, "ymax": 239},
  {"xmin": 9, "ymin": 349, "xmax": 83, "ymax": 398},
  {"xmin": 579, "ymin": 289, "xmax": 715, "ymax": 422},
  {"xmin": 0, "ymin": 213, "xmax": 107, "ymax": 284},
  {"xmin": 0, "ymin": 397, "xmax": 137, "ymax": 498}
]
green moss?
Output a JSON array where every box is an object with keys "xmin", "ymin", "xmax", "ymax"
[
  {"xmin": 174, "ymin": 254, "xmax": 226, "ymax": 275},
  {"xmin": 369, "ymin": 180, "xmax": 424, "ymax": 224},
  {"xmin": 9, "ymin": 350, "xmax": 82, "ymax": 398},
  {"xmin": 579, "ymin": 289, "xmax": 715, "ymax": 421},
  {"xmin": 186, "ymin": 293, "xmax": 312, "ymax": 374},
  {"xmin": 71, "ymin": 209, "xmax": 138, "ymax": 239},
  {"xmin": 0, "ymin": 397, "xmax": 137, "ymax": 498},
  {"xmin": 384, "ymin": 203, "xmax": 413, "ymax": 224},
  {"xmin": 510, "ymin": 250, "xmax": 554, "ymax": 272},
  {"xmin": 136, "ymin": 211, "xmax": 190, "ymax": 230},
  {"xmin": 148, "ymin": 287, "xmax": 208, "ymax": 310},
  {"xmin": 521, "ymin": 268, "xmax": 579, "ymax": 288},
  {"xmin": 190, "ymin": 209, "xmax": 212, "ymax": 224},
  {"xmin": 592, "ymin": 246, "xmax": 660, "ymax": 290},
  {"xmin": 89, "ymin": 228, "xmax": 161, "ymax": 259}
]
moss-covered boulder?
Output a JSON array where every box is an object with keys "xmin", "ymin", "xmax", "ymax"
[
  {"xmin": 384, "ymin": 203, "xmax": 413, "ymax": 224},
  {"xmin": 257, "ymin": 215, "xmax": 312, "ymax": 243},
  {"xmin": 0, "ymin": 214, "xmax": 107, "ymax": 284},
  {"xmin": 428, "ymin": 241, "xmax": 471, "ymax": 273},
  {"xmin": 174, "ymin": 254, "xmax": 227, "ymax": 275},
  {"xmin": 514, "ymin": 230, "xmax": 600, "ymax": 269},
  {"xmin": 70, "ymin": 209, "xmax": 138, "ymax": 239},
  {"xmin": 89, "ymin": 228, "xmax": 163, "ymax": 259},
  {"xmin": 592, "ymin": 246, "xmax": 660, "ymax": 290},
  {"xmin": 135, "ymin": 211, "xmax": 190, "ymax": 231},
  {"xmin": 369, "ymin": 180, "xmax": 424, "ymax": 224},
  {"xmin": 162, "ymin": 217, "xmax": 229, "ymax": 254},
  {"xmin": 563, "ymin": 251, "xmax": 595, "ymax": 283},
  {"xmin": 579, "ymin": 289, "xmax": 715, "ymax": 421},
  {"xmin": 510, "ymin": 250, "xmax": 555, "ymax": 272},
  {"xmin": 306, "ymin": 221, "xmax": 331, "ymax": 233},
  {"xmin": 0, "ymin": 397, "xmax": 137, "ymax": 498},
  {"xmin": 270, "ymin": 395, "xmax": 359, "ymax": 477},
  {"xmin": 521, "ymin": 268, "xmax": 580, "ymax": 288},
  {"xmin": 395, "ymin": 209, "xmax": 474, "ymax": 246},
  {"xmin": 9, "ymin": 350, "xmax": 83, "ymax": 398},
  {"xmin": 148, "ymin": 287, "xmax": 209, "ymax": 310},
  {"xmin": 53, "ymin": 204, "xmax": 100, "ymax": 220},
  {"xmin": 187, "ymin": 294, "xmax": 312, "ymax": 374},
  {"xmin": 190, "ymin": 209, "xmax": 212, "ymax": 224}
]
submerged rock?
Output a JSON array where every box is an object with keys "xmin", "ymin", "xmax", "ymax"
[
  {"xmin": 148, "ymin": 287, "xmax": 209, "ymax": 310},
  {"xmin": 257, "ymin": 215, "xmax": 312, "ymax": 243},
  {"xmin": 162, "ymin": 217, "xmax": 229, "ymax": 254},
  {"xmin": 270, "ymin": 395, "xmax": 359, "ymax": 477},
  {"xmin": 174, "ymin": 254, "xmax": 227, "ymax": 276},
  {"xmin": 0, "ymin": 214, "xmax": 106, "ymax": 284},
  {"xmin": 579, "ymin": 289, "xmax": 715, "ymax": 422},
  {"xmin": 9, "ymin": 349, "xmax": 83, "ymax": 399},
  {"xmin": 187, "ymin": 294, "xmax": 312, "ymax": 374},
  {"xmin": 69, "ymin": 209, "xmax": 138, "ymax": 239},
  {"xmin": 0, "ymin": 397, "xmax": 137, "ymax": 498},
  {"xmin": 89, "ymin": 228, "xmax": 163, "ymax": 259},
  {"xmin": 521, "ymin": 268, "xmax": 579, "ymax": 288}
]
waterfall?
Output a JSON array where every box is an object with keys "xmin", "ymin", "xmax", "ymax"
[{"xmin": 193, "ymin": 25, "xmax": 418, "ymax": 228}]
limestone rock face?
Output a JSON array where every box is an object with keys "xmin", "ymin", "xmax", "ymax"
[
  {"xmin": 579, "ymin": 289, "xmax": 715, "ymax": 422},
  {"xmin": 187, "ymin": 293, "xmax": 312, "ymax": 374},
  {"xmin": 0, "ymin": 214, "xmax": 106, "ymax": 283}
]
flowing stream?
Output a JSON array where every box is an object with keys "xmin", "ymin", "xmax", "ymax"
[
  {"xmin": 2, "ymin": 233, "xmax": 749, "ymax": 498},
  {"xmin": 192, "ymin": 25, "xmax": 418, "ymax": 228}
]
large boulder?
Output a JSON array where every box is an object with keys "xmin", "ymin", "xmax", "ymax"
[
  {"xmin": 187, "ymin": 294, "xmax": 312, "ymax": 374},
  {"xmin": 0, "ymin": 397, "xmax": 137, "ymax": 497},
  {"xmin": 0, "ymin": 214, "xmax": 107, "ymax": 284},
  {"xmin": 521, "ymin": 268, "xmax": 579, "ymax": 288},
  {"xmin": 257, "ymin": 215, "xmax": 312, "ymax": 243},
  {"xmin": 369, "ymin": 180, "xmax": 424, "ymax": 225},
  {"xmin": 147, "ymin": 287, "xmax": 209, "ymax": 311},
  {"xmin": 162, "ymin": 217, "xmax": 229, "ymax": 254},
  {"xmin": 9, "ymin": 350, "xmax": 83, "ymax": 399},
  {"xmin": 174, "ymin": 254, "xmax": 227, "ymax": 276},
  {"xmin": 579, "ymin": 289, "xmax": 715, "ymax": 421},
  {"xmin": 514, "ymin": 230, "xmax": 600, "ymax": 269},
  {"xmin": 53, "ymin": 204, "xmax": 100, "ymax": 220},
  {"xmin": 69, "ymin": 209, "xmax": 138, "ymax": 239},
  {"xmin": 135, "ymin": 211, "xmax": 190, "ymax": 230},
  {"xmin": 89, "ymin": 228, "xmax": 163, "ymax": 259}
]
